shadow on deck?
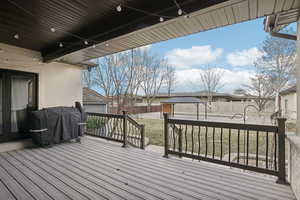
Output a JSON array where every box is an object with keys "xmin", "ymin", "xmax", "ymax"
[{"xmin": 0, "ymin": 137, "xmax": 295, "ymax": 200}]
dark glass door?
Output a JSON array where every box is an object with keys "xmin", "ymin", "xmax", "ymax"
[{"xmin": 0, "ymin": 69, "xmax": 37, "ymax": 142}]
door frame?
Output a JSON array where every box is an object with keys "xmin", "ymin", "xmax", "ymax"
[{"xmin": 0, "ymin": 69, "xmax": 38, "ymax": 142}]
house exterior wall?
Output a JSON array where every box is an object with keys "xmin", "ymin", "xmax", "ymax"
[
  {"xmin": 173, "ymin": 101, "xmax": 275, "ymax": 115},
  {"xmin": 280, "ymin": 92, "xmax": 297, "ymax": 121},
  {"xmin": 0, "ymin": 43, "xmax": 83, "ymax": 108},
  {"xmin": 84, "ymin": 104, "xmax": 107, "ymax": 113},
  {"xmin": 288, "ymin": 136, "xmax": 300, "ymax": 200},
  {"xmin": 141, "ymin": 96, "xmax": 236, "ymax": 104},
  {"xmin": 290, "ymin": 17, "xmax": 300, "ymax": 200}
]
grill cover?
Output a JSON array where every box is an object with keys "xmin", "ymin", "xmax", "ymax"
[{"xmin": 30, "ymin": 107, "xmax": 85, "ymax": 146}]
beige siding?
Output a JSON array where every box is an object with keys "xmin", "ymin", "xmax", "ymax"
[{"xmin": 0, "ymin": 43, "xmax": 82, "ymax": 109}]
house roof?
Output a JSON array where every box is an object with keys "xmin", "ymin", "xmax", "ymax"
[
  {"xmin": 154, "ymin": 91, "xmax": 239, "ymax": 98},
  {"xmin": 161, "ymin": 97, "xmax": 207, "ymax": 104},
  {"xmin": 279, "ymin": 85, "xmax": 296, "ymax": 96},
  {"xmin": 1, "ymin": 0, "xmax": 298, "ymax": 64},
  {"xmin": 83, "ymin": 87, "xmax": 109, "ymax": 105}
]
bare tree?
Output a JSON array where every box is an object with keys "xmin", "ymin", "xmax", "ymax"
[
  {"xmin": 255, "ymin": 29, "xmax": 296, "ymax": 110},
  {"xmin": 90, "ymin": 47, "xmax": 170, "ymax": 113},
  {"xmin": 198, "ymin": 67, "xmax": 224, "ymax": 103},
  {"xmin": 164, "ymin": 65, "xmax": 177, "ymax": 96},
  {"xmin": 82, "ymin": 68, "xmax": 94, "ymax": 88},
  {"xmin": 140, "ymin": 51, "xmax": 167, "ymax": 111},
  {"xmin": 94, "ymin": 57, "xmax": 115, "ymax": 99},
  {"xmin": 235, "ymin": 74, "xmax": 274, "ymax": 112},
  {"xmin": 94, "ymin": 49, "xmax": 143, "ymax": 113}
]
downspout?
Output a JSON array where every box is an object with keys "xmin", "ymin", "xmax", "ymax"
[
  {"xmin": 264, "ymin": 16, "xmax": 297, "ymax": 41},
  {"xmin": 269, "ymin": 31, "xmax": 297, "ymax": 41}
]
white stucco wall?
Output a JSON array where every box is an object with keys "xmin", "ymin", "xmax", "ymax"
[
  {"xmin": 0, "ymin": 43, "xmax": 83, "ymax": 108},
  {"xmin": 297, "ymin": 18, "xmax": 300, "ymax": 136},
  {"xmin": 290, "ymin": 17, "xmax": 300, "ymax": 200}
]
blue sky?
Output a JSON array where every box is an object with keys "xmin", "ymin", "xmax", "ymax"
[{"xmin": 146, "ymin": 18, "xmax": 270, "ymax": 93}]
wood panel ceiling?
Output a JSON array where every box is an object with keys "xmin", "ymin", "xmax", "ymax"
[
  {"xmin": 1, "ymin": 0, "xmax": 299, "ymax": 64},
  {"xmin": 60, "ymin": 0, "xmax": 300, "ymax": 65},
  {"xmin": 0, "ymin": 0, "xmax": 227, "ymax": 63}
]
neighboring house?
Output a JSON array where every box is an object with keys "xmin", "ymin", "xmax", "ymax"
[
  {"xmin": 83, "ymin": 87, "xmax": 109, "ymax": 113},
  {"xmin": 142, "ymin": 91, "xmax": 255, "ymax": 104},
  {"xmin": 280, "ymin": 85, "xmax": 297, "ymax": 121}
]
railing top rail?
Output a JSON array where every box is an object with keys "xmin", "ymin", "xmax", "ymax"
[
  {"xmin": 87, "ymin": 112, "xmax": 123, "ymax": 119},
  {"xmin": 167, "ymin": 118, "xmax": 278, "ymax": 132},
  {"xmin": 127, "ymin": 115, "xmax": 142, "ymax": 128}
]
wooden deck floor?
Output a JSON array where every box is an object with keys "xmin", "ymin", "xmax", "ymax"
[{"xmin": 0, "ymin": 137, "xmax": 295, "ymax": 200}]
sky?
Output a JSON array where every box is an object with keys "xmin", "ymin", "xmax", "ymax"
[{"xmin": 146, "ymin": 18, "xmax": 270, "ymax": 94}]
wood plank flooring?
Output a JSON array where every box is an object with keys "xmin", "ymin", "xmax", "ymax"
[{"xmin": 0, "ymin": 137, "xmax": 296, "ymax": 200}]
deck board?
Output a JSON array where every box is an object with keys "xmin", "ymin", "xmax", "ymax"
[
  {"xmin": 70, "ymin": 141, "xmax": 294, "ymax": 200},
  {"xmin": 0, "ymin": 137, "xmax": 295, "ymax": 200}
]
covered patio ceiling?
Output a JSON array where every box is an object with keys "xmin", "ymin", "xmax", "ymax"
[{"xmin": 1, "ymin": 0, "xmax": 299, "ymax": 65}]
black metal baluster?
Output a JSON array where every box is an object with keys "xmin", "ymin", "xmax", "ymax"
[
  {"xmin": 102, "ymin": 116, "xmax": 106, "ymax": 136},
  {"xmin": 127, "ymin": 122, "xmax": 130, "ymax": 142},
  {"xmin": 94, "ymin": 116, "xmax": 97, "ymax": 135},
  {"xmin": 132, "ymin": 124, "xmax": 135, "ymax": 144},
  {"xmin": 256, "ymin": 130, "xmax": 259, "ymax": 167},
  {"xmin": 212, "ymin": 127, "xmax": 215, "ymax": 159},
  {"xmin": 117, "ymin": 118, "xmax": 124, "ymax": 140},
  {"xmin": 113, "ymin": 117, "xmax": 118, "ymax": 139},
  {"xmin": 185, "ymin": 124, "xmax": 188, "ymax": 153},
  {"xmin": 228, "ymin": 128, "xmax": 231, "ymax": 162},
  {"xmin": 179, "ymin": 125, "xmax": 182, "ymax": 156},
  {"xmin": 246, "ymin": 129, "xmax": 249, "ymax": 165},
  {"xmin": 172, "ymin": 124, "xmax": 176, "ymax": 150},
  {"xmin": 237, "ymin": 129, "xmax": 240, "ymax": 163},
  {"xmin": 220, "ymin": 128, "xmax": 223, "ymax": 160},
  {"xmin": 99, "ymin": 116, "xmax": 103, "ymax": 137},
  {"xmin": 99, "ymin": 116, "xmax": 103, "ymax": 136},
  {"xmin": 133, "ymin": 125, "xmax": 136, "ymax": 145},
  {"xmin": 132, "ymin": 124, "xmax": 135, "ymax": 145},
  {"xmin": 108, "ymin": 116, "xmax": 112, "ymax": 137},
  {"xmin": 198, "ymin": 126, "xmax": 201, "ymax": 157},
  {"xmin": 274, "ymin": 132, "xmax": 277, "ymax": 171},
  {"xmin": 191, "ymin": 126, "xmax": 194, "ymax": 154},
  {"xmin": 95, "ymin": 116, "xmax": 99, "ymax": 136},
  {"xmin": 205, "ymin": 126, "xmax": 208, "ymax": 157},
  {"xmin": 266, "ymin": 131, "xmax": 269, "ymax": 169},
  {"xmin": 118, "ymin": 118, "xmax": 122, "ymax": 140}
]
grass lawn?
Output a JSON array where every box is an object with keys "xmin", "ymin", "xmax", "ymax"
[{"xmin": 136, "ymin": 118, "xmax": 164, "ymax": 146}]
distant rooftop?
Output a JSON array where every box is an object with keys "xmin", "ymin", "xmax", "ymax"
[
  {"xmin": 83, "ymin": 87, "xmax": 109, "ymax": 105},
  {"xmin": 155, "ymin": 91, "xmax": 239, "ymax": 98},
  {"xmin": 279, "ymin": 85, "xmax": 296, "ymax": 96},
  {"xmin": 161, "ymin": 97, "xmax": 207, "ymax": 104}
]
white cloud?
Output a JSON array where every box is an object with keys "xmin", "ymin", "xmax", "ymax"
[
  {"xmin": 175, "ymin": 68, "xmax": 253, "ymax": 93},
  {"xmin": 138, "ymin": 44, "xmax": 152, "ymax": 51},
  {"xmin": 226, "ymin": 47, "xmax": 264, "ymax": 67},
  {"xmin": 165, "ymin": 45, "xmax": 223, "ymax": 69}
]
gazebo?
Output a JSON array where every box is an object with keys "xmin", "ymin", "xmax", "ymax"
[{"xmin": 161, "ymin": 97, "xmax": 207, "ymax": 120}]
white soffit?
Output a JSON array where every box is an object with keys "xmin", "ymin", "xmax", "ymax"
[{"xmin": 59, "ymin": 0, "xmax": 300, "ymax": 64}]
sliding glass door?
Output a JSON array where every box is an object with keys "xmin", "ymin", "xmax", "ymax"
[{"xmin": 0, "ymin": 69, "xmax": 37, "ymax": 142}]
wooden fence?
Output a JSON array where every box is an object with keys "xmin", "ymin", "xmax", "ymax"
[{"xmin": 109, "ymin": 105, "xmax": 161, "ymax": 114}]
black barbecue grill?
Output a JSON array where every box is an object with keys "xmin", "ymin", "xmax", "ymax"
[{"xmin": 29, "ymin": 102, "xmax": 86, "ymax": 147}]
